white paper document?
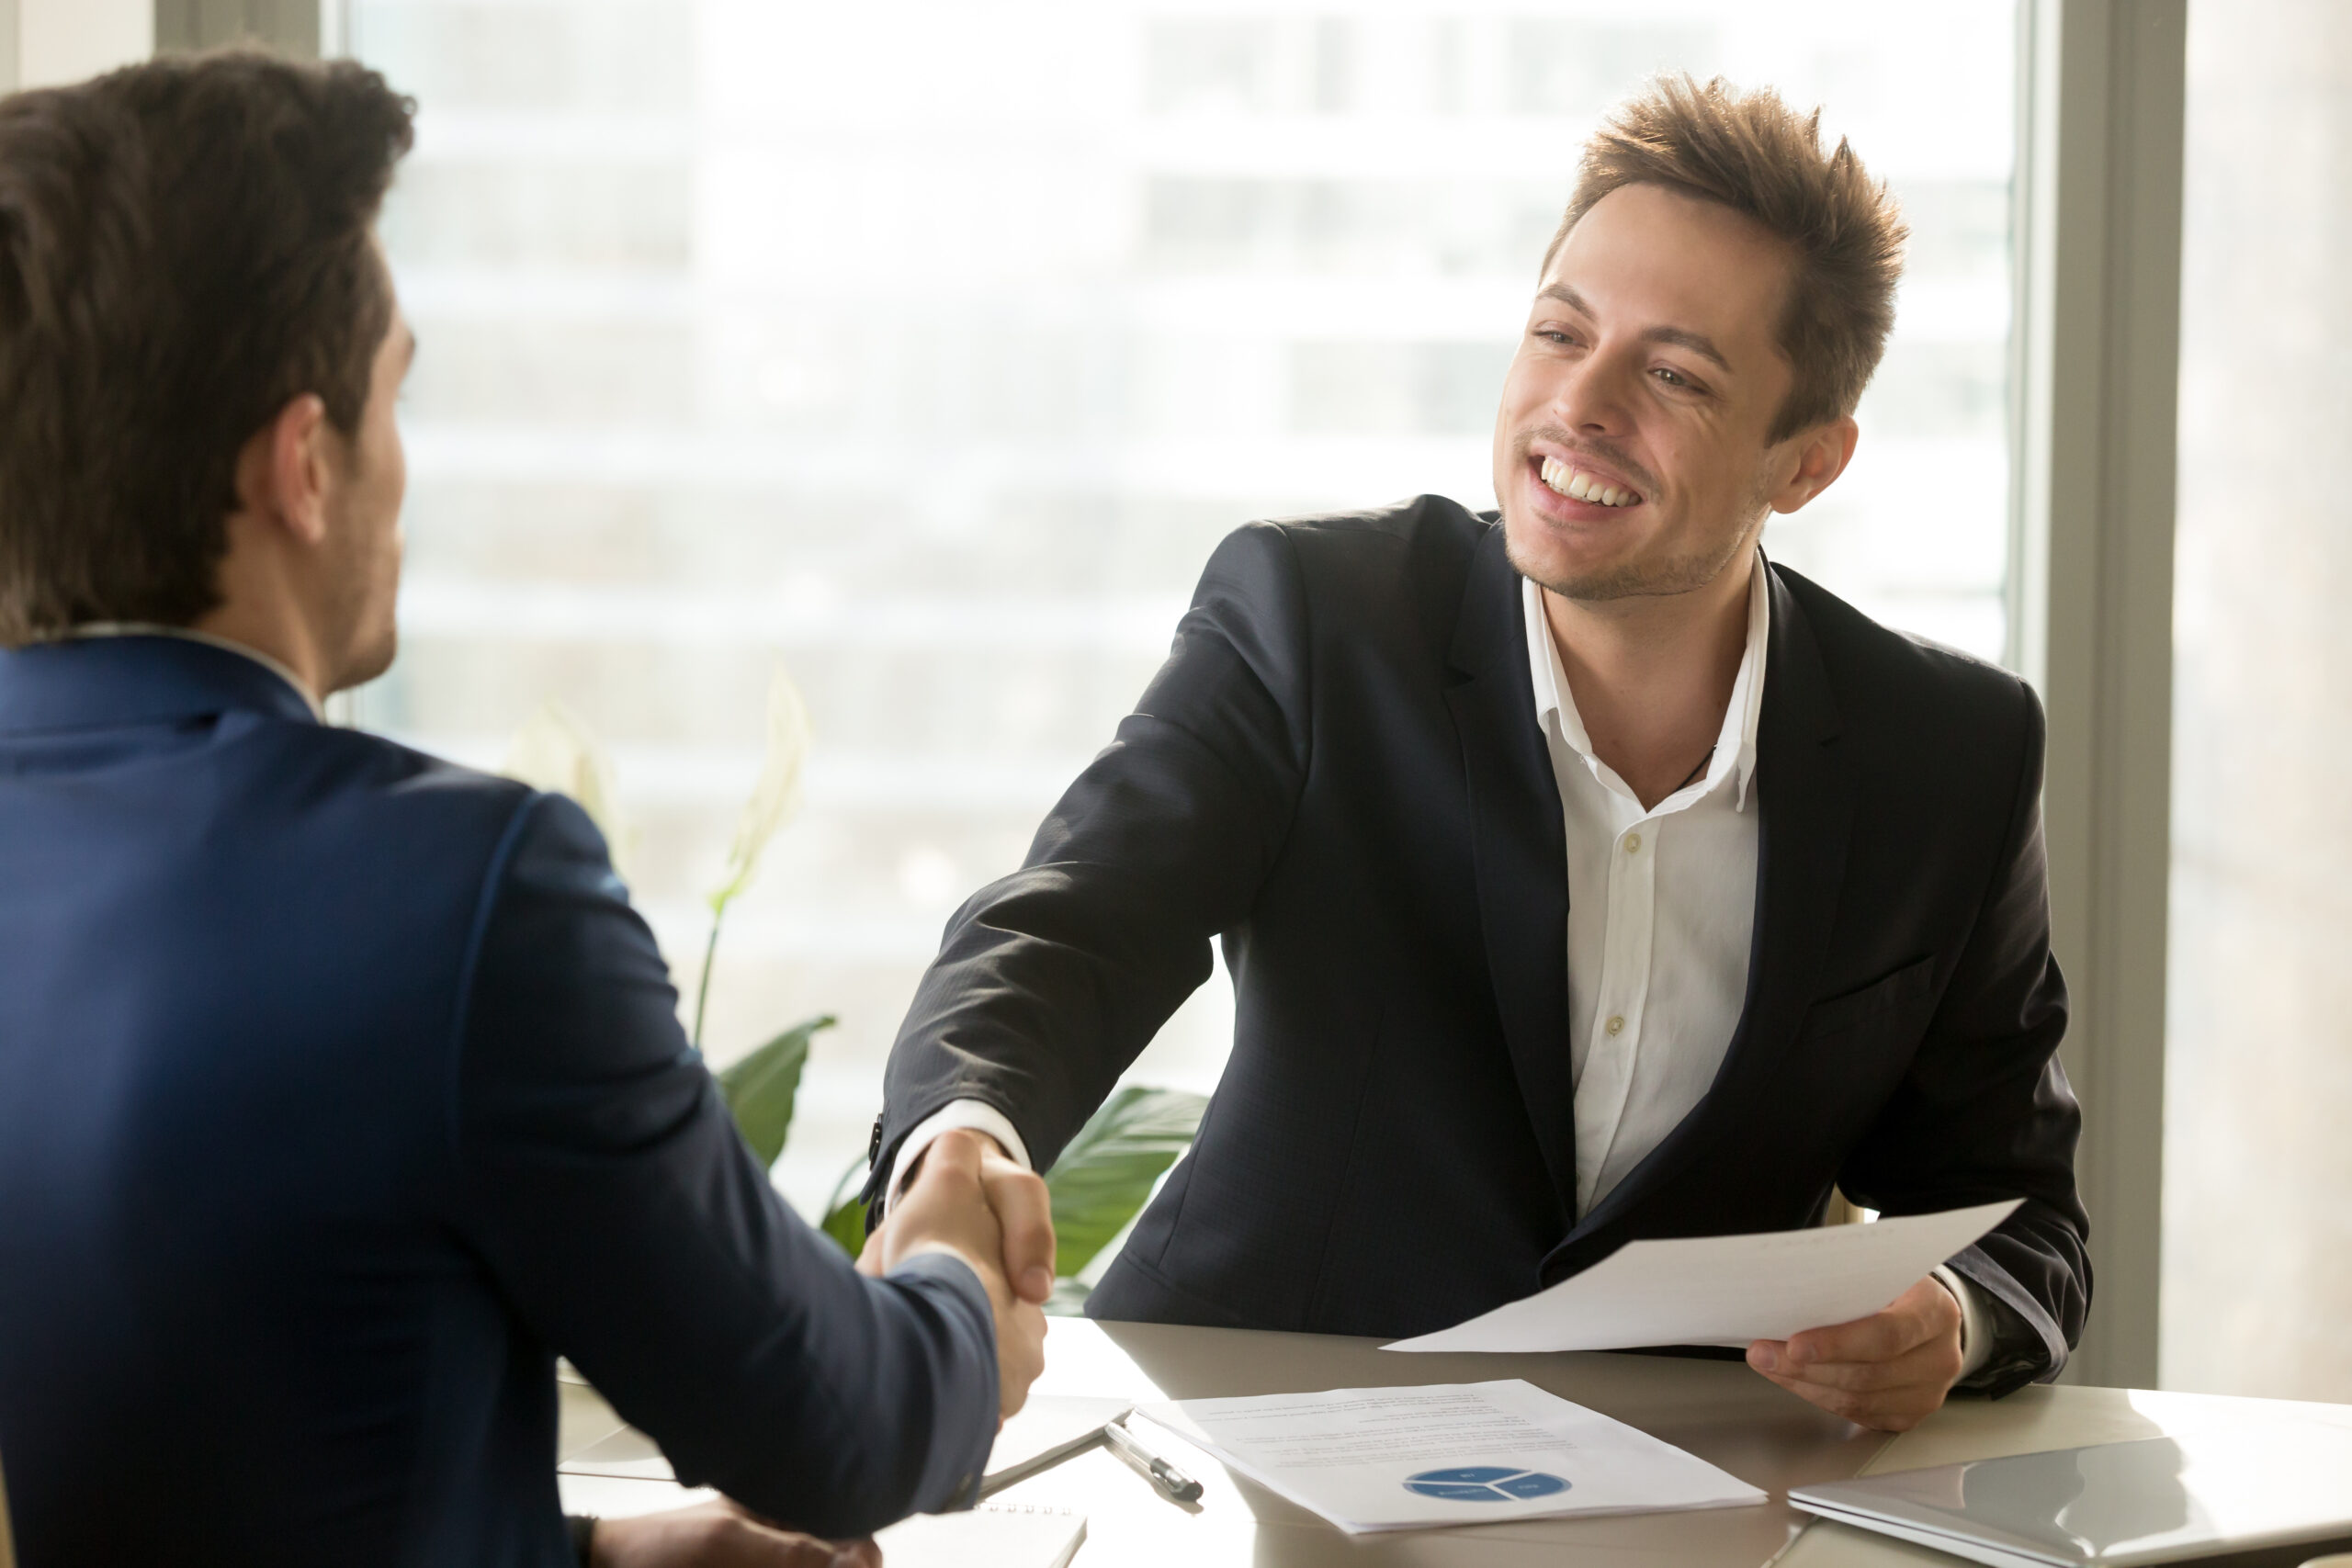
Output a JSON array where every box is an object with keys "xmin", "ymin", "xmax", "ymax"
[
  {"xmin": 1385, "ymin": 1199, "xmax": 2020, "ymax": 1355},
  {"xmin": 1136, "ymin": 1380, "xmax": 1764, "ymax": 1535}
]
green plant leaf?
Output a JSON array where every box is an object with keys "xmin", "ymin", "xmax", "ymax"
[
  {"xmin": 821, "ymin": 1194, "xmax": 869, "ymax": 1258},
  {"xmin": 820, "ymin": 1153, "xmax": 870, "ymax": 1258},
  {"xmin": 1045, "ymin": 1086, "xmax": 1208, "ymax": 1280},
  {"xmin": 716, "ymin": 1014, "xmax": 834, "ymax": 1168}
]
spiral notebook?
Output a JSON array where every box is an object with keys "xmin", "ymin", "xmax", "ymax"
[{"xmin": 872, "ymin": 1504, "xmax": 1086, "ymax": 1568}]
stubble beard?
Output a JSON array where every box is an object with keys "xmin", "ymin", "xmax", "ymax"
[
  {"xmin": 1505, "ymin": 443, "xmax": 1778, "ymax": 605},
  {"xmin": 1512, "ymin": 525, "xmax": 1759, "ymax": 604}
]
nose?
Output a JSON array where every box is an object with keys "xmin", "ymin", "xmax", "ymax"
[{"xmin": 1548, "ymin": 344, "xmax": 1638, "ymax": 437}]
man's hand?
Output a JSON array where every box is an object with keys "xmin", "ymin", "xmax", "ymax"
[
  {"xmin": 858, "ymin": 1127, "xmax": 1050, "ymax": 1418},
  {"xmin": 871, "ymin": 1128, "xmax": 1057, "ymax": 1303},
  {"xmin": 1746, "ymin": 1276, "xmax": 1963, "ymax": 1432},
  {"xmin": 588, "ymin": 1502, "xmax": 877, "ymax": 1567}
]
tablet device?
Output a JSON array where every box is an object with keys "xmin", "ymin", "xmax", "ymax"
[{"xmin": 1789, "ymin": 1425, "xmax": 2352, "ymax": 1568}]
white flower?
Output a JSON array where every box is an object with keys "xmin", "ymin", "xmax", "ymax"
[
  {"xmin": 707, "ymin": 664, "xmax": 809, "ymax": 917},
  {"xmin": 501, "ymin": 699, "xmax": 634, "ymax": 878}
]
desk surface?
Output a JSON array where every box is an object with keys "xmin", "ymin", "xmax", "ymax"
[{"xmin": 557, "ymin": 1319, "xmax": 2352, "ymax": 1567}]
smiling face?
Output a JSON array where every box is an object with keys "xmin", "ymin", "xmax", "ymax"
[{"xmin": 1494, "ymin": 181, "xmax": 1845, "ymax": 603}]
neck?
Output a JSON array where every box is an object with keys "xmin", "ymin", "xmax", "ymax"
[
  {"xmin": 191, "ymin": 536, "xmax": 334, "ymax": 708},
  {"xmin": 1543, "ymin": 548, "xmax": 1757, "ymax": 811}
]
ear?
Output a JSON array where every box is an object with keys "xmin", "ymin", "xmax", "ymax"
[
  {"xmin": 231, "ymin": 393, "xmax": 336, "ymax": 546},
  {"xmin": 1767, "ymin": 414, "xmax": 1860, "ymax": 515}
]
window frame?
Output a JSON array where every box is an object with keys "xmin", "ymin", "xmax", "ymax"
[{"xmin": 2007, "ymin": 0, "xmax": 2185, "ymax": 1390}]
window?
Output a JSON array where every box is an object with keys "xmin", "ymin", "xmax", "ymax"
[
  {"xmin": 342, "ymin": 0, "xmax": 2021, "ymax": 1215},
  {"xmin": 2163, "ymin": 0, "xmax": 2352, "ymax": 1403}
]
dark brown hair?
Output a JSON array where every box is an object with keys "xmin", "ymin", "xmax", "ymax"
[
  {"xmin": 1545, "ymin": 74, "xmax": 1907, "ymax": 443},
  {"xmin": 0, "ymin": 49, "xmax": 415, "ymax": 646}
]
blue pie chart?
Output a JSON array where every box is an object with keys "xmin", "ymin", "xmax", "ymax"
[{"xmin": 1404, "ymin": 1465, "xmax": 1571, "ymax": 1501}]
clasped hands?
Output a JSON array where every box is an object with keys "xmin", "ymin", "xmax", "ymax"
[
  {"xmin": 856, "ymin": 1126, "xmax": 1056, "ymax": 1418},
  {"xmin": 593, "ymin": 1130, "xmax": 1056, "ymax": 1568}
]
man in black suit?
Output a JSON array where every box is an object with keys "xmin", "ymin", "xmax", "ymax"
[{"xmin": 871, "ymin": 75, "xmax": 2089, "ymax": 1432}]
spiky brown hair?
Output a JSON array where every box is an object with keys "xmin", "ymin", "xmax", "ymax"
[{"xmin": 1546, "ymin": 74, "xmax": 1908, "ymax": 441}]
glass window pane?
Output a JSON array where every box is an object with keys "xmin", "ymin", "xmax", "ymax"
[
  {"xmin": 345, "ymin": 0, "xmax": 2018, "ymax": 1217},
  {"xmin": 2164, "ymin": 0, "xmax": 2352, "ymax": 1402}
]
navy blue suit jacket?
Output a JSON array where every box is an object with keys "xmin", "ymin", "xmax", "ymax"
[
  {"xmin": 0, "ymin": 636, "xmax": 998, "ymax": 1566},
  {"xmin": 876, "ymin": 499, "xmax": 2088, "ymax": 1392}
]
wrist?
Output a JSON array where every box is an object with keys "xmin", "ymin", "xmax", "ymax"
[
  {"xmin": 1930, "ymin": 1264, "xmax": 1997, "ymax": 1382},
  {"xmin": 886, "ymin": 1103, "xmax": 1032, "ymax": 1213},
  {"xmin": 889, "ymin": 1239, "xmax": 1002, "ymax": 1300}
]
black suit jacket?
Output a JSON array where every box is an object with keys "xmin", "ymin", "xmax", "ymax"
[{"xmin": 876, "ymin": 496, "xmax": 2089, "ymax": 1392}]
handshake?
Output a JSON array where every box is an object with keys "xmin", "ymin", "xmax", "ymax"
[
  {"xmin": 857, "ymin": 1128, "xmax": 1054, "ymax": 1421},
  {"xmin": 587, "ymin": 1133, "xmax": 1055, "ymax": 1568}
]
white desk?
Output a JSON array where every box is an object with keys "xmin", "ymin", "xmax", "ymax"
[{"xmin": 558, "ymin": 1319, "xmax": 2352, "ymax": 1566}]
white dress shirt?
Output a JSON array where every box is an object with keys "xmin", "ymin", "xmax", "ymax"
[
  {"xmin": 1527, "ymin": 554, "xmax": 1987, "ymax": 1373},
  {"xmin": 896, "ymin": 552, "xmax": 1989, "ymax": 1374},
  {"xmin": 1526, "ymin": 563, "xmax": 1767, "ymax": 1221}
]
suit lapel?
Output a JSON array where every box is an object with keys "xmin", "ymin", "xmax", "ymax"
[
  {"xmin": 1442, "ymin": 525, "xmax": 1578, "ymax": 1228},
  {"xmin": 1544, "ymin": 564, "xmax": 1856, "ymax": 1271},
  {"xmin": 1717, "ymin": 568, "xmax": 1855, "ymax": 1101}
]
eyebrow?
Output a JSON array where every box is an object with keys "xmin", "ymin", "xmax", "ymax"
[{"xmin": 1536, "ymin": 284, "xmax": 1735, "ymax": 375}]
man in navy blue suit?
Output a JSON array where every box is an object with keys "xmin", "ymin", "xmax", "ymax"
[{"xmin": 0, "ymin": 51, "xmax": 1050, "ymax": 1568}]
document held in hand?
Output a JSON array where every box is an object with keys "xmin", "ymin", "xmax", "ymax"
[
  {"xmin": 1384, "ymin": 1199, "xmax": 2021, "ymax": 1354},
  {"xmin": 1137, "ymin": 1380, "xmax": 1764, "ymax": 1535}
]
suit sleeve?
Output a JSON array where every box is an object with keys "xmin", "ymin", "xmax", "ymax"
[
  {"xmin": 867, "ymin": 523, "xmax": 1315, "ymax": 1206},
  {"xmin": 447, "ymin": 793, "xmax": 998, "ymax": 1538},
  {"xmin": 1837, "ymin": 678, "xmax": 2092, "ymax": 1395}
]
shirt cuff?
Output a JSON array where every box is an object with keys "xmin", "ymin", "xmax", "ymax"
[
  {"xmin": 1932, "ymin": 1263, "xmax": 1996, "ymax": 1382},
  {"xmin": 885, "ymin": 1100, "xmax": 1032, "ymax": 1214}
]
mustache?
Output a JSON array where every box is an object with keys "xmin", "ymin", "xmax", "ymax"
[{"xmin": 1512, "ymin": 427, "xmax": 1660, "ymax": 497}]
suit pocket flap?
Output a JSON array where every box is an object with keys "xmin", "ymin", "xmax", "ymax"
[{"xmin": 1803, "ymin": 954, "xmax": 1936, "ymax": 1039}]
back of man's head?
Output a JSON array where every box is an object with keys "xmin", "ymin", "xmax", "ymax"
[{"xmin": 0, "ymin": 50, "xmax": 414, "ymax": 649}]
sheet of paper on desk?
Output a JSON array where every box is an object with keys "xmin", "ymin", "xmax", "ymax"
[
  {"xmin": 1136, "ymin": 1379, "xmax": 1764, "ymax": 1535},
  {"xmin": 1384, "ymin": 1199, "xmax": 2021, "ymax": 1354}
]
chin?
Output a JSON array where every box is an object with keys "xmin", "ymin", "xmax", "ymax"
[
  {"xmin": 1500, "ymin": 504, "xmax": 1637, "ymax": 597},
  {"xmin": 1504, "ymin": 500, "xmax": 1753, "ymax": 604},
  {"xmin": 334, "ymin": 626, "xmax": 398, "ymax": 694}
]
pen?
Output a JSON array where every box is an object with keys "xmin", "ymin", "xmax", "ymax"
[{"xmin": 1102, "ymin": 1416, "xmax": 1204, "ymax": 1504}]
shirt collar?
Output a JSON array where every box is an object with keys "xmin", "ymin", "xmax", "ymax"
[
  {"xmin": 1521, "ymin": 550, "xmax": 1771, "ymax": 814},
  {"xmin": 63, "ymin": 624, "xmax": 325, "ymax": 721}
]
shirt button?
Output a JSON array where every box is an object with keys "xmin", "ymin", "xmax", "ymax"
[
  {"xmin": 1606, "ymin": 1015, "xmax": 1625, "ymax": 1036},
  {"xmin": 1624, "ymin": 832, "xmax": 1643, "ymax": 854}
]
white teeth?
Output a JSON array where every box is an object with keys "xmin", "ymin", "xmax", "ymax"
[{"xmin": 1538, "ymin": 456, "xmax": 1638, "ymax": 507}]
